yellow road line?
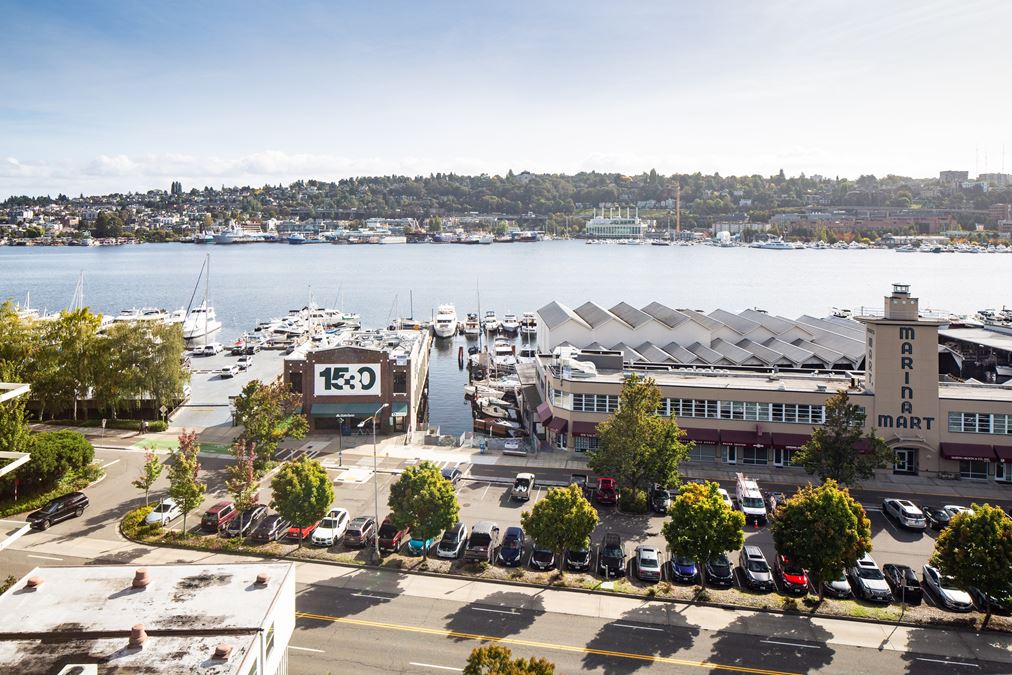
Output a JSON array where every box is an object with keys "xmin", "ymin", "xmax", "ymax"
[{"xmin": 296, "ymin": 610, "xmax": 800, "ymax": 675}]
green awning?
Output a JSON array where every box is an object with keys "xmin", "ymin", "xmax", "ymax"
[
  {"xmin": 391, "ymin": 402, "xmax": 409, "ymax": 418},
  {"xmin": 310, "ymin": 403, "xmax": 389, "ymax": 418}
]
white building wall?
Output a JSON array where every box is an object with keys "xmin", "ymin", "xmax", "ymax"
[{"xmin": 262, "ymin": 569, "xmax": 296, "ymax": 675}]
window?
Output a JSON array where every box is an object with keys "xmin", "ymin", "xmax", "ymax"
[
  {"xmin": 948, "ymin": 412, "xmax": 1012, "ymax": 434},
  {"xmin": 574, "ymin": 436, "xmax": 599, "ymax": 452},
  {"xmin": 688, "ymin": 443, "xmax": 716, "ymax": 462},
  {"xmin": 554, "ymin": 432, "xmax": 567, "ymax": 450},
  {"xmin": 742, "ymin": 447, "xmax": 768, "ymax": 465},
  {"xmin": 771, "ymin": 403, "xmax": 784, "ymax": 423},
  {"xmin": 773, "ymin": 447, "xmax": 796, "ymax": 467},
  {"xmin": 289, "ymin": 372, "xmax": 303, "ymax": 394},
  {"xmin": 959, "ymin": 460, "xmax": 989, "ymax": 480},
  {"xmin": 392, "ymin": 371, "xmax": 407, "ymax": 394}
]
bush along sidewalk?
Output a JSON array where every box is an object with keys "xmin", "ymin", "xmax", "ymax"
[
  {"xmin": 0, "ymin": 463, "xmax": 104, "ymax": 518},
  {"xmin": 118, "ymin": 508, "xmax": 1010, "ymax": 634}
]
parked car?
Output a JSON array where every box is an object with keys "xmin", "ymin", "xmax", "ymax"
[
  {"xmin": 287, "ymin": 520, "xmax": 321, "ymax": 542},
  {"xmin": 568, "ymin": 473, "xmax": 592, "ymax": 500},
  {"xmin": 197, "ymin": 343, "xmax": 222, "ymax": 355},
  {"xmin": 968, "ymin": 583, "xmax": 1012, "ymax": 616},
  {"xmin": 436, "ymin": 522, "xmax": 468, "ymax": 559},
  {"xmin": 883, "ymin": 499, "xmax": 927, "ymax": 529},
  {"xmin": 463, "ymin": 521, "xmax": 500, "ymax": 562},
  {"xmin": 942, "ymin": 505, "xmax": 971, "ymax": 519},
  {"xmin": 200, "ymin": 500, "xmax": 238, "ymax": 533},
  {"xmin": 594, "ymin": 478, "xmax": 619, "ymax": 505},
  {"xmin": 145, "ymin": 498, "xmax": 182, "ymax": 526},
  {"xmin": 849, "ymin": 554, "xmax": 893, "ymax": 603},
  {"xmin": 667, "ymin": 555, "xmax": 699, "ymax": 584},
  {"xmin": 27, "ymin": 492, "xmax": 89, "ymax": 530},
  {"xmin": 311, "ymin": 508, "xmax": 350, "ymax": 547},
  {"xmin": 766, "ymin": 492, "xmax": 787, "ymax": 518},
  {"xmin": 219, "ymin": 365, "xmax": 239, "ymax": 379},
  {"xmin": 236, "ymin": 355, "xmax": 254, "ymax": 371},
  {"xmin": 922, "ymin": 564, "xmax": 973, "ymax": 611},
  {"xmin": 565, "ymin": 545, "xmax": 592, "ymax": 572},
  {"xmin": 344, "ymin": 516, "xmax": 376, "ymax": 548},
  {"xmin": 598, "ymin": 533, "xmax": 626, "ymax": 577},
  {"xmin": 774, "ymin": 554, "xmax": 810, "ymax": 595},
  {"xmin": 739, "ymin": 545, "xmax": 774, "ymax": 592},
  {"xmin": 922, "ymin": 505, "xmax": 951, "ymax": 530},
  {"xmin": 649, "ymin": 485, "xmax": 672, "ymax": 513},
  {"xmin": 242, "ymin": 342, "xmax": 260, "ymax": 355},
  {"xmin": 735, "ymin": 473, "xmax": 767, "ymax": 525},
  {"xmin": 823, "ymin": 570, "xmax": 853, "ymax": 599},
  {"xmin": 529, "ymin": 543, "xmax": 556, "ymax": 571},
  {"xmin": 497, "ymin": 526, "xmax": 526, "ymax": 566},
  {"xmin": 252, "ymin": 514, "xmax": 291, "ymax": 543},
  {"xmin": 883, "ymin": 564, "xmax": 923, "ymax": 605},
  {"xmin": 511, "ymin": 473, "xmax": 535, "ymax": 501},
  {"xmin": 441, "ymin": 466, "xmax": 463, "ymax": 485},
  {"xmin": 717, "ymin": 488, "xmax": 734, "ymax": 511},
  {"xmin": 704, "ymin": 553, "xmax": 735, "ymax": 587},
  {"xmin": 633, "ymin": 546, "xmax": 662, "ymax": 583},
  {"xmin": 222, "ymin": 504, "xmax": 267, "ymax": 538},
  {"xmin": 408, "ymin": 534, "xmax": 436, "ymax": 556},
  {"xmin": 378, "ymin": 517, "xmax": 410, "ymax": 553}
]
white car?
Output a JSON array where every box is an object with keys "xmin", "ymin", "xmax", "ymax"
[
  {"xmin": 882, "ymin": 498, "xmax": 927, "ymax": 529},
  {"xmin": 922, "ymin": 564, "xmax": 973, "ymax": 611},
  {"xmin": 145, "ymin": 498, "xmax": 182, "ymax": 525},
  {"xmin": 310, "ymin": 508, "xmax": 350, "ymax": 547},
  {"xmin": 717, "ymin": 488, "xmax": 734, "ymax": 510},
  {"xmin": 197, "ymin": 343, "xmax": 222, "ymax": 356},
  {"xmin": 942, "ymin": 505, "xmax": 971, "ymax": 519},
  {"xmin": 237, "ymin": 355, "xmax": 254, "ymax": 370},
  {"xmin": 219, "ymin": 365, "xmax": 239, "ymax": 379}
]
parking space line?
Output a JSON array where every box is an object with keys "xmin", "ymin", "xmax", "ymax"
[
  {"xmin": 471, "ymin": 607, "xmax": 518, "ymax": 615},
  {"xmin": 481, "ymin": 484, "xmax": 491, "ymax": 500},
  {"xmin": 289, "ymin": 645, "xmax": 326, "ymax": 653},
  {"xmin": 614, "ymin": 623, "xmax": 664, "ymax": 632},
  {"xmin": 27, "ymin": 554, "xmax": 64, "ymax": 561},
  {"xmin": 914, "ymin": 657, "xmax": 978, "ymax": 668},
  {"xmin": 761, "ymin": 639, "xmax": 820, "ymax": 650},
  {"xmin": 409, "ymin": 663, "xmax": 462, "ymax": 672},
  {"xmin": 100, "ymin": 459, "xmax": 120, "ymax": 469}
]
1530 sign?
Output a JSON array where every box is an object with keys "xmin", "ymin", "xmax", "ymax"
[{"xmin": 315, "ymin": 364, "xmax": 381, "ymax": 396}]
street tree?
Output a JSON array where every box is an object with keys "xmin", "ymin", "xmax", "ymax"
[
  {"xmin": 233, "ymin": 379, "xmax": 308, "ymax": 473},
  {"xmin": 770, "ymin": 480, "xmax": 872, "ymax": 601},
  {"xmin": 168, "ymin": 431, "xmax": 206, "ymax": 532},
  {"xmin": 132, "ymin": 448, "xmax": 163, "ymax": 506},
  {"xmin": 931, "ymin": 503, "xmax": 1012, "ymax": 628},
  {"xmin": 792, "ymin": 390, "xmax": 893, "ymax": 486},
  {"xmin": 588, "ymin": 374, "xmax": 690, "ymax": 511},
  {"xmin": 520, "ymin": 483, "xmax": 598, "ymax": 577},
  {"xmin": 270, "ymin": 455, "xmax": 333, "ymax": 549},
  {"xmin": 225, "ymin": 438, "xmax": 259, "ymax": 516},
  {"xmin": 662, "ymin": 481, "xmax": 745, "ymax": 589},
  {"xmin": 387, "ymin": 460, "xmax": 460, "ymax": 560},
  {"xmin": 463, "ymin": 645, "xmax": 556, "ymax": 675}
]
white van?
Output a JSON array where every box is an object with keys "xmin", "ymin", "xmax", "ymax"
[{"xmin": 735, "ymin": 472, "xmax": 767, "ymax": 524}]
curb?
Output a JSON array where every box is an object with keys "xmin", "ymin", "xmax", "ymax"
[{"xmin": 118, "ymin": 521, "xmax": 996, "ymax": 637}]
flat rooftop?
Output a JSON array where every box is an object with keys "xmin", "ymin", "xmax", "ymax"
[
  {"xmin": 940, "ymin": 381, "xmax": 1012, "ymax": 402},
  {"xmin": 940, "ymin": 326, "xmax": 1012, "ymax": 355}
]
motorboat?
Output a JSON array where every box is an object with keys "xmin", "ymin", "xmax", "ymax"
[
  {"xmin": 114, "ymin": 307, "xmax": 171, "ymax": 323},
  {"xmin": 183, "ymin": 301, "xmax": 223, "ymax": 340},
  {"xmin": 491, "ymin": 338, "xmax": 517, "ymax": 372},
  {"xmin": 482, "ymin": 310, "xmax": 500, "ymax": 333},
  {"xmin": 463, "ymin": 313, "xmax": 481, "ymax": 338},
  {"xmin": 895, "ymin": 244, "xmax": 916, "ymax": 252},
  {"xmin": 475, "ymin": 396, "xmax": 520, "ymax": 421},
  {"xmin": 501, "ymin": 313, "xmax": 520, "ymax": 334},
  {"xmin": 473, "ymin": 417, "xmax": 524, "ymax": 438},
  {"xmin": 760, "ymin": 238, "xmax": 795, "ymax": 250},
  {"xmin": 433, "ymin": 304, "xmax": 458, "ymax": 338},
  {"xmin": 519, "ymin": 312, "xmax": 537, "ymax": 338}
]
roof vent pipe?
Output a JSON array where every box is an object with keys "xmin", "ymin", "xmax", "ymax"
[
  {"xmin": 129, "ymin": 624, "xmax": 148, "ymax": 648},
  {"xmin": 25, "ymin": 576, "xmax": 43, "ymax": 590},
  {"xmin": 213, "ymin": 644, "xmax": 233, "ymax": 661},
  {"xmin": 255, "ymin": 572, "xmax": 270, "ymax": 586},
  {"xmin": 132, "ymin": 569, "xmax": 150, "ymax": 589}
]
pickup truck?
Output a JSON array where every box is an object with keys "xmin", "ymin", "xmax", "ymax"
[{"xmin": 237, "ymin": 355, "xmax": 254, "ymax": 371}]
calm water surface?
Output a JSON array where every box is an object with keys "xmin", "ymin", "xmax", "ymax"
[{"xmin": 2, "ymin": 241, "xmax": 1010, "ymax": 433}]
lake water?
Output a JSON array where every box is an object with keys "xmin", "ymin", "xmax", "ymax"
[{"xmin": 2, "ymin": 241, "xmax": 1010, "ymax": 433}]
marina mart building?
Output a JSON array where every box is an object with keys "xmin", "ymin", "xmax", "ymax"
[{"xmin": 528, "ymin": 285, "xmax": 1012, "ymax": 486}]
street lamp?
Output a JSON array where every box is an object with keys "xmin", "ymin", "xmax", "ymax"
[{"xmin": 358, "ymin": 403, "xmax": 388, "ymax": 563}]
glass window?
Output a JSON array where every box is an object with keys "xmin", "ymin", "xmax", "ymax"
[
  {"xmin": 688, "ymin": 443, "xmax": 716, "ymax": 462},
  {"xmin": 706, "ymin": 400, "xmax": 719, "ymax": 418},
  {"xmin": 742, "ymin": 447, "xmax": 768, "ymax": 465},
  {"xmin": 959, "ymin": 460, "xmax": 989, "ymax": 480},
  {"xmin": 771, "ymin": 403, "xmax": 784, "ymax": 422},
  {"xmin": 393, "ymin": 371, "xmax": 407, "ymax": 394},
  {"xmin": 574, "ymin": 436, "xmax": 599, "ymax": 452},
  {"xmin": 948, "ymin": 412, "xmax": 962, "ymax": 433}
]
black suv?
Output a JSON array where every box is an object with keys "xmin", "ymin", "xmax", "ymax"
[
  {"xmin": 704, "ymin": 553, "xmax": 735, "ymax": 587},
  {"xmin": 598, "ymin": 533, "xmax": 626, "ymax": 577},
  {"xmin": 27, "ymin": 492, "xmax": 89, "ymax": 530},
  {"xmin": 222, "ymin": 504, "xmax": 267, "ymax": 539}
]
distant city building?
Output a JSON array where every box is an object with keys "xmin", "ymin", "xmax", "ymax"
[
  {"xmin": 584, "ymin": 209, "xmax": 653, "ymax": 238},
  {"xmin": 939, "ymin": 170, "xmax": 969, "ymax": 186},
  {"xmin": 979, "ymin": 173, "xmax": 1011, "ymax": 188},
  {"xmin": 711, "ymin": 221, "xmax": 771, "ymax": 236},
  {"xmin": 989, "ymin": 203, "xmax": 1011, "ymax": 224}
]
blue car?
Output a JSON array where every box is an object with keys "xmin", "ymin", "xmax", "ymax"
[
  {"xmin": 497, "ymin": 526, "xmax": 525, "ymax": 567},
  {"xmin": 667, "ymin": 555, "xmax": 699, "ymax": 583},
  {"xmin": 407, "ymin": 536, "xmax": 435, "ymax": 556}
]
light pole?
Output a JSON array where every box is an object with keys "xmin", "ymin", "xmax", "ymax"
[{"xmin": 359, "ymin": 403, "xmax": 388, "ymax": 564}]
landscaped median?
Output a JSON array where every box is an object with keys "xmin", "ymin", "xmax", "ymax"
[{"xmin": 119, "ymin": 505, "xmax": 1011, "ymax": 634}]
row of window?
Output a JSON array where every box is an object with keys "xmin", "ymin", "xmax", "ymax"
[
  {"xmin": 572, "ymin": 393, "xmax": 619, "ymax": 413},
  {"xmin": 948, "ymin": 411, "xmax": 1012, "ymax": 435}
]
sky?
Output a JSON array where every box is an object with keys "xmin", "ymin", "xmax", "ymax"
[{"xmin": 1, "ymin": 0, "xmax": 1011, "ymax": 197}]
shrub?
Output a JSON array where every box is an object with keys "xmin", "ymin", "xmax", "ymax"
[
  {"xmin": 6, "ymin": 430, "xmax": 95, "ymax": 492},
  {"xmin": 147, "ymin": 421, "xmax": 168, "ymax": 432},
  {"xmin": 781, "ymin": 596, "xmax": 799, "ymax": 612},
  {"xmin": 0, "ymin": 463, "xmax": 103, "ymax": 518},
  {"xmin": 619, "ymin": 488, "xmax": 649, "ymax": 514},
  {"xmin": 121, "ymin": 505, "xmax": 162, "ymax": 540}
]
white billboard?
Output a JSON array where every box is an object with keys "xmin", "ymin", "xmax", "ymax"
[{"xmin": 314, "ymin": 363, "xmax": 381, "ymax": 396}]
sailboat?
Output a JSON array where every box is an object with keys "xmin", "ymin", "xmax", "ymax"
[{"xmin": 182, "ymin": 254, "xmax": 223, "ymax": 342}]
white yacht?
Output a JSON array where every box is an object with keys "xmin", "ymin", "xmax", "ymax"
[
  {"xmin": 183, "ymin": 301, "xmax": 223, "ymax": 340},
  {"xmin": 519, "ymin": 312, "xmax": 538, "ymax": 338},
  {"xmin": 501, "ymin": 313, "xmax": 520, "ymax": 334},
  {"xmin": 760, "ymin": 238, "xmax": 795, "ymax": 250},
  {"xmin": 433, "ymin": 304, "xmax": 458, "ymax": 338},
  {"xmin": 482, "ymin": 310, "xmax": 500, "ymax": 333},
  {"xmin": 463, "ymin": 313, "xmax": 481, "ymax": 338},
  {"xmin": 114, "ymin": 307, "xmax": 171, "ymax": 323}
]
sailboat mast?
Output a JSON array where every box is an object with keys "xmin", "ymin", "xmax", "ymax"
[{"xmin": 204, "ymin": 253, "xmax": 209, "ymax": 341}]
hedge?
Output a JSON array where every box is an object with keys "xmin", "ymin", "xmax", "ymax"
[
  {"xmin": 46, "ymin": 419, "xmax": 168, "ymax": 432},
  {"xmin": 0, "ymin": 463, "xmax": 104, "ymax": 518}
]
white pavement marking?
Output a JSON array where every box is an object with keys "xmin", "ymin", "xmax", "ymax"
[
  {"xmin": 100, "ymin": 459, "xmax": 120, "ymax": 469},
  {"xmin": 480, "ymin": 484, "xmax": 491, "ymax": 500},
  {"xmin": 914, "ymin": 657, "xmax": 979, "ymax": 668},
  {"xmin": 614, "ymin": 623, "xmax": 664, "ymax": 632},
  {"xmin": 471, "ymin": 607, "xmax": 517, "ymax": 615},
  {"xmin": 0, "ymin": 524, "xmax": 31, "ymax": 551},
  {"xmin": 761, "ymin": 639, "xmax": 821, "ymax": 649},
  {"xmin": 351, "ymin": 592, "xmax": 391, "ymax": 600},
  {"xmin": 288, "ymin": 645, "xmax": 325, "ymax": 653},
  {"xmin": 27, "ymin": 553, "xmax": 64, "ymax": 561},
  {"xmin": 409, "ymin": 663, "xmax": 462, "ymax": 672}
]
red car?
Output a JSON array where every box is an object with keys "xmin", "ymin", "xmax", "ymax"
[
  {"xmin": 775, "ymin": 554, "xmax": 810, "ymax": 595},
  {"xmin": 594, "ymin": 478, "xmax": 619, "ymax": 505},
  {"xmin": 286, "ymin": 520, "xmax": 321, "ymax": 541},
  {"xmin": 378, "ymin": 516, "xmax": 410, "ymax": 553}
]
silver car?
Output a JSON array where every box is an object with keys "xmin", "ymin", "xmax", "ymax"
[
  {"xmin": 922, "ymin": 564, "xmax": 973, "ymax": 612},
  {"xmin": 882, "ymin": 499, "xmax": 927, "ymax": 529},
  {"xmin": 849, "ymin": 554, "xmax": 893, "ymax": 603}
]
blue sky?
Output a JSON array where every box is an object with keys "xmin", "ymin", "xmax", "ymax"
[{"xmin": 2, "ymin": 0, "xmax": 1010, "ymax": 197}]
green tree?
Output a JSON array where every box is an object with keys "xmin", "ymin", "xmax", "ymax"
[
  {"xmin": 588, "ymin": 374, "xmax": 690, "ymax": 511},
  {"xmin": 0, "ymin": 302, "xmax": 36, "ymax": 372},
  {"xmin": 387, "ymin": 460, "xmax": 460, "ymax": 560},
  {"xmin": 233, "ymin": 380, "xmax": 308, "ymax": 473},
  {"xmin": 168, "ymin": 431, "xmax": 205, "ymax": 532},
  {"xmin": 270, "ymin": 455, "xmax": 333, "ymax": 548},
  {"xmin": 770, "ymin": 480, "xmax": 872, "ymax": 601},
  {"xmin": 463, "ymin": 645, "xmax": 556, "ymax": 675},
  {"xmin": 520, "ymin": 483, "xmax": 599, "ymax": 577},
  {"xmin": 131, "ymin": 448, "xmax": 163, "ymax": 506},
  {"xmin": 31, "ymin": 309, "xmax": 102, "ymax": 419},
  {"xmin": 931, "ymin": 503, "xmax": 1012, "ymax": 628},
  {"xmin": 225, "ymin": 438, "xmax": 259, "ymax": 517},
  {"xmin": 92, "ymin": 211, "xmax": 123, "ymax": 238},
  {"xmin": 792, "ymin": 391, "xmax": 893, "ymax": 486},
  {"xmin": 662, "ymin": 481, "xmax": 745, "ymax": 589},
  {"xmin": 5, "ymin": 430, "xmax": 94, "ymax": 494}
]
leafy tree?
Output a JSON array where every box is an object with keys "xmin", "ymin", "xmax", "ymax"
[
  {"xmin": 225, "ymin": 438, "xmax": 259, "ymax": 516},
  {"xmin": 270, "ymin": 455, "xmax": 333, "ymax": 548},
  {"xmin": 662, "ymin": 481, "xmax": 745, "ymax": 589},
  {"xmin": 168, "ymin": 431, "xmax": 205, "ymax": 532},
  {"xmin": 233, "ymin": 380, "xmax": 308, "ymax": 473},
  {"xmin": 931, "ymin": 504, "xmax": 1012, "ymax": 628},
  {"xmin": 792, "ymin": 391, "xmax": 893, "ymax": 486},
  {"xmin": 463, "ymin": 645, "xmax": 555, "ymax": 675},
  {"xmin": 770, "ymin": 480, "xmax": 872, "ymax": 601},
  {"xmin": 588, "ymin": 374, "xmax": 690, "ymax": 511},
  {"xmin": 520, "ymin": 483, "xmax": 599, "ymax": 577},
  {"xmin": 387, "ymin": 460, "xmax": 460, "ymax": 560},
  {"xmin": 0, "ymin": 302, "xmax": 36, "ymax": 372},
  {"xmin": 92, "ymin": 211, "xmax": 123, "ymax": 238},
  {"xmin": 32, "ymin": 309, "xmax": 101, "ymax": 419},
  {"xmin": 132, "ymin": 448, "xmax": 163, "ymax": 506},
  {"xmin": 5, "ymin": 430, "xmax": 94, "ymax": 494}
]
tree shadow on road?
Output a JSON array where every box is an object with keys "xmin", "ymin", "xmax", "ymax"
[
  {"xmin": 707, "ymin": 613, "xmax": 834, "ymax": 674},
  {"xmin": 87, "ymin": 546, "xmax": 151, "ymax": 565},
  {"xmin": 900, "ymin": 618, "xmax": 1004, "ymax": 673},
  {"xmin": 581, "ymin": 602, "xmax": 701, "ymax": 674},
  {"xmin": 443, "ymin": 590, "xmax": 546, "ymax": 641},
  {"xmin": 293, "ymin": 566, "xmax": 409, "ymax": 631}
]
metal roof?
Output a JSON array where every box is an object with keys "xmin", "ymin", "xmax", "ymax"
[
  {"xmin": 678, "ymin": 308, "xmax": 725, "ymax": 331},
  {"xmin": 660, "ymin": 341, "xmax": 702, "ymax": 364},
  {"xmin": 736, "ymin": 338, "xmax": 790, "ymax": 366},
  {"xmin": 538, "ymin": 301, "xmax": 590, "ymax": 330},
  {"xmin": 709, "ymin": 309, "xmax": 760, "ymax": 335},
  {"xmin": 686, "ymin": 341, "xmax": 730, "ymax": 365},
  {"xmin": 641, "ymin": 301, "xmax": 689, "ymax": 328},
  {"xmin": 575, "ymin": 301, "xmax": 625, "ymax": 328},
  {"xmin": 763, "ymin": 337, "xmax": 816, "ymax": 365},
  {"xmin": 609, "ymin": 302, "xmax": 654, "ymax": 328}
]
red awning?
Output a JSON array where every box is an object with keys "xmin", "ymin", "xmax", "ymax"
[
  {"xmin": 772, "ymin": 433, "xmax": 811, "ymax": 450},
  {"xmin": 940, "ymin": 442, "xmax": 996, "ymax": 461},
  {"xmin": 721, "ymin": 430, "xmax": 762, "ymax": 447},
  {"xmin": 994, "ymin": 445, "xmax": 1012, "ymax": 462},
  {"xmin": 572, "ymin": 421, "xmax": 598, "ymax": 437},
  {"xmin": 546, "ymin": 417, "xmax": 568, "ymax": 434},
  {"xmin": 535, "ymin": 402, "xmax": 553, "ymax": 424},
  {"xmin": 680, "ymin": 427, "xmax": 720, "ymax": 444}
]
